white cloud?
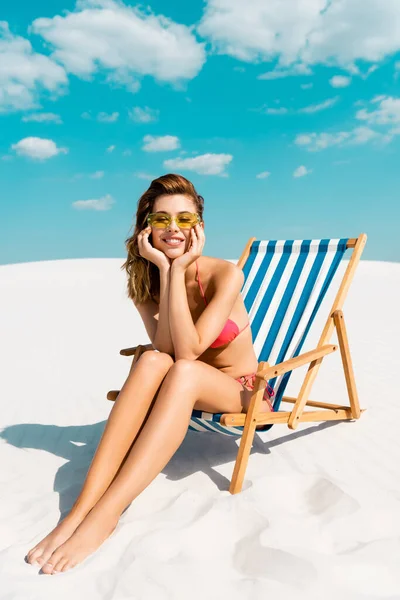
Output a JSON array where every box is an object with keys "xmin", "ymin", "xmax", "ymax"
[
  {"xmin": 266, "ymin": 107, "xmax": 288, "ymax": 115},
  {"xmin": 258, "ymin": 63, "xmax": 312, "ymax": 80},
  {"xmin": 70, "ymin": 173, "xmax": 84, "ymax": 181},
  {"xmin": 122, "ymin": 149, "xmax": 132, "ymax": 156},
  {"xmin": 142, "ymin": 134, "xmax": 180, "ymax": 152},
  {"xmin": 295, "ymin": 134, "xmax": 314, "ymax": 147},
  {"xmin": 11, "ymin": 136, "xmax": 68, "ymax": 160},
  {"xmin": 97, "ymin": 111, "xmax": 119, "ymax": 122},
  {"xmin": 353, "ymin": 95, "xmax": 400, "ymax": 142},
  {"xmin": 299, "ymin": 97, "xmax": 339, "ymax": 113},
  {"xmin": 294, "ymin": 94, "xmax": 400, "ymax": 152},
  {"xmin": 371, "ymin": 94, "xmax": 387, "ymax": 104},
  {"xmin": 105, "ymin": 70, "xmax": 141, "ymax": 93},
  {"xmin": 71, "ymin": 171, "xmax": 105, "ymax": 180},
  {"xmin": 301, "ymin": 83, "xmax": 313, "ymax": 90},
  {"xmin": 21, "ymin": 112, "xmax": 62, "ymax": 123},
  {"xmin": 106, "ymin": 145, "xmax": 116, "ymax": 152},
  {"xmin": 89, "ymin": 170, "xmax": 104, "ymax": 179},
  {"xmin": 356, "ymin": 96, "xmax": 400, "ymax": 126},
  {"xmin": 364, "ymin": 64, "xmax": 378, "ymax": 78},
  {"xmin": 294, "ymin": 132, "xmax": 348, "ymax": 150},
  {"xmin": 260, "ymin": 97, "xmax": 337, "ymax": 116},
  {"xmin": 0, "ymin": 22, "xmax": 67, "ymax": 113},
  {"xmin": 293, "ymin": 165, "xmax": 312, "ymax": 178},
  {"xmin": 129, "ymin": 106, "xmax": 159, "ymax": 123},
  {"xmin": 83, "ymin": 109, "xmax": 120, "ymax": 122},
  {"xmin": 163, "ymin": 153, "xmax": 233, "ymax": 176},
  {"xmin": 198, "ymin": 0, "xmax": 400, "ymax": 73},
  {"xmin": 329, "ymin": 75, "xmax": 351, "ymax": 88},
  {"xmin": 72, "ymin": 193, "xmax": 115, "ymax": 211},
  {"xmin": 134, "ymin": 171, "xmax": 155, "ymax": 180},
  {"xmin": 294, "ymin": 126, "xmax": 386, "ymax": 151},
  {"xmin": 350, "ymin": 126, "xmax": 380, "ymax": 144},
  {"xmin": 256, "ymin": 170, "xmax": 271, "ymax": 179},
  {"xmin": 32, "ymin": 0, "xmax": 206, "ymax": 90}
]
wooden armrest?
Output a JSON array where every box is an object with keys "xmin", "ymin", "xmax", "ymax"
[
  {"xmin": 257, "ymin": 344, "xmax": 337, "ymax": 380},
  {"xmin": 120, "ymin": 343, "xmax": 154, "ymax": 356}
]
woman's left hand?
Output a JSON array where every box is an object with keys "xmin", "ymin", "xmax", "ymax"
[{"xmin": 171, "ymin": 224, "xmax": 205, "ymax": 271}]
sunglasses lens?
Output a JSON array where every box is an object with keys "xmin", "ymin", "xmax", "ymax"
[
  {"xmin": 149, "ymin": 215, "xmax": 169, "ymax": 228},
  {"xmin": 148, "ymin": 213, "xmax": 199, "ymax": 228},
  {"xmin": 177, "ymin": 214, "xmax": 198, "ymax": 228}
]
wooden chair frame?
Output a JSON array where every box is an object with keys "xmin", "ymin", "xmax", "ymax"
[{"xmin": 107, "ymin": 233, "xmax": 367, "ymax": 495}]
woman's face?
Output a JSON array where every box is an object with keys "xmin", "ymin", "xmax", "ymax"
[{"xmin": 150, "ymin": 194, "xmax": 203, "ymax": 257}]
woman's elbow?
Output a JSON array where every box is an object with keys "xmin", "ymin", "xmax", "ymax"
[{"xmin": 174, "ymin": 347, "xmax": 201, "ymax": 361}]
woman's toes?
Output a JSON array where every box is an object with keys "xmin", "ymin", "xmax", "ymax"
[
  {"xmin": 51, "ymin": 558, "xmax": 67, "ymax": 574},
  {"xmin": 41, "ymin": 548, "xmax": 65, "ymax": 575},
  {"xmin": 35, "ymin": 550, "xmax": 54, "ymax": 568},
  {"xmin": 41, "ymin": 561, "xmax": 56, "ymax": 575},
  {"xmin": 26, "ymin": 547, "xmax": 37, "ymax": 560},
  {"xmin": 61, "ymin": 561, "xmax": 73, "ymax": 573},
  {"xmin": 27, "ymin": 549, "xmax": 43, "ymax": 565}
]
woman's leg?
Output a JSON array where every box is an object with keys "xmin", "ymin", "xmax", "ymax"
[
  {"xmin": 38, "ymin": 359, "xmax": 250, "ymax": 574},
  {"xmin": 26, "ymin": 350, "xmax": 174, "ymax": 567}
]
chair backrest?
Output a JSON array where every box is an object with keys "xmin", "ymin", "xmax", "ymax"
[{"xmin": 240, "ymin": 238, "xmax": 350, "ymax": 411}]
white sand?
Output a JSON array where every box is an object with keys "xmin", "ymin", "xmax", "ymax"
[{"xmin": 0, "ymin": 257, "xmax": 400, "ymax": 599}]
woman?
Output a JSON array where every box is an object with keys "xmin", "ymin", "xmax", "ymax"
[{"xmin": 25, "ymin": 173, "xmax": 273, "ymax": 574}]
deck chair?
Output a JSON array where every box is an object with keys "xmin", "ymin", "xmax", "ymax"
[{"xmin": 107, "ymin": 234, "xmax": 367, "ymax": 494}]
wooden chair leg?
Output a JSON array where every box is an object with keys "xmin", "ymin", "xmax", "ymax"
[
  {"xmin": 333, "ymin": 310, "xmax": 361, "ymax": 419},
  {"xmin": 229, "ymin": 415, "xmax": 257, "ymax": 495},
  {"xmin": 288, "ymin": 357, "xmax": 323, "ymax": 430},
  {"xmin": 229, "ymin": 362, "xmax": 269, "ymax": 494}
]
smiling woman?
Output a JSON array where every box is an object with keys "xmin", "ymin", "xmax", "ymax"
[
  {"xmin": 25, "ymin": 173, "xmax": 272, "ymax": 575},
  {"xmin": 123, "ymin": 174, "xmax": 205, "ymax": 305}
]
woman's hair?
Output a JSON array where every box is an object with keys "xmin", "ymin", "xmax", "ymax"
[{"xmin": 122, "ymin": 173, "xmax": 204, "ymax": 304}]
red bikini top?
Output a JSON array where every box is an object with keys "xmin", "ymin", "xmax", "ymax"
[{"xmin": 195, "ymin": 261, "xmax": 250, "ymax": 349}]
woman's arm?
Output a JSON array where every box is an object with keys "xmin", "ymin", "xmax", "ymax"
[
  {"xmin": 153, "ymin": 266, "xmax": 175, "ymax": 356},
  {"xmin": 169, "ymin": 261, "xmax": 244, "ymax": 361}
]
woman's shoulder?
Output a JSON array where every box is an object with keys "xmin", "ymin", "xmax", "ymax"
[{"xmin": 201, "ymin": 256, "xmax": 243, "ymax": 285}]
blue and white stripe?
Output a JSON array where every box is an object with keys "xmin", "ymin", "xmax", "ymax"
[{"xmin": 189, "ymin": 238, "xmax": 349, "ymax": 436}]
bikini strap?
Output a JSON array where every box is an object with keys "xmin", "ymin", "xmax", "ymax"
[{"xmin": 196, "ymin": 260, "xmax": 208, "ymax": 305}]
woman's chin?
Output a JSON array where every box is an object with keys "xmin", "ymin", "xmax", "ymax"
[
  {"xmin": 157, "ymin": 242, "xmax": 187, "ymax": 255},
  {"xmin": 163, "ymin": 246, "xmax": 186, "ymax": 253}
]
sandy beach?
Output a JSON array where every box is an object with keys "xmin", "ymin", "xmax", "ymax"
[{"xmin": 1, "ymin": 257, "xmax": 400, "ymax": 599}]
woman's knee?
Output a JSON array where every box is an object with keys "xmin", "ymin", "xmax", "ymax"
[
  {"xmin": 167, "ymin": 358, "xmax": 199, "ymax": 379},
  {"xmin": 135, "ymin": 350, "xmax": 174, "ymax": 372}
]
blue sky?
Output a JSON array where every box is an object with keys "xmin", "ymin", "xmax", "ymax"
[{"xmin": 1, "ymin": 0, "xmax": 400, "ymax": 265}]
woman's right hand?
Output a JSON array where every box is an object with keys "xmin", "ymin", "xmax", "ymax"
[{"xmin": 138, "ymin": 226, "xmax": 171, "ymax": 270}]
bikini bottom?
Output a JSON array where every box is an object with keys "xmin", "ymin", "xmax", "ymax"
[{"xmin": 235, "ymin": 372, "xmax": 275, "ymax": 431}]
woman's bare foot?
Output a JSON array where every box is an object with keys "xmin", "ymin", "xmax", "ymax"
[
  {"xmin": 26, "ymin": 511, "xmax": 86, "ymax": 568},
  {"xmin": 39, "ymin": 505, "xmax": 119, "ymax": 574}
]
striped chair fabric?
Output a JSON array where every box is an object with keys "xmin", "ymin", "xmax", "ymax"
[{"xmin": 189, "ymin": 238, "xmax": 349, "ymax": 436}]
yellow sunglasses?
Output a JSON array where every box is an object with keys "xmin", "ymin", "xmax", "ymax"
[{"xmin": 147, "ymin": 212, "xmax": 201, "ymax": 229}]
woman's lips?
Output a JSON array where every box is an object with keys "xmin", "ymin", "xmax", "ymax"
[{"xmin": 163, "ymin": 238, "xmax": 184, "ymax": 246}]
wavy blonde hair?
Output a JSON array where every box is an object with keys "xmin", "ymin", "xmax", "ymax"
[{"xmin": 122, "ymin": 173, "xmax": 205, "ymax": 304}]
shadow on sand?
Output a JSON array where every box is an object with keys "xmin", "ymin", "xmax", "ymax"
[{"xmin": 0, "ymin": 413, "xmax": 342, "ymax": 526}]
